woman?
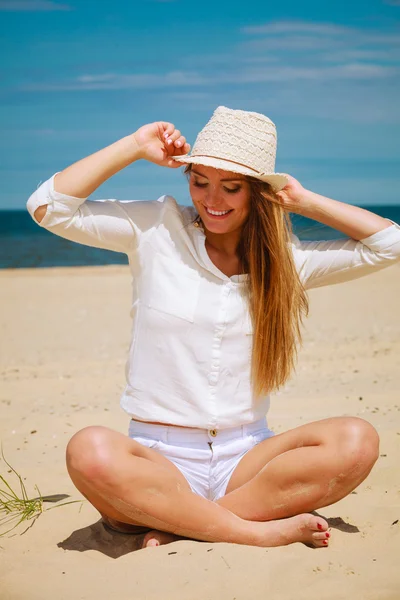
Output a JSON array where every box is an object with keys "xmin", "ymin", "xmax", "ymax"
[{"xmin": 27, "ymin": 106, "xmax": 400, "ymax": 550}]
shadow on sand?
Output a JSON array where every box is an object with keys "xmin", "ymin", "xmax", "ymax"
[
  {"xmin": 57, "ymin": 519, "xmax": 147, "ymax": 559},
  {"xmin": 324, "ymin": 516, "xmax": 360, "ymax": 533},
  {"xmin": 312, "ymin": 511, "xmax": 360, "ymax": 534},
  {"xmin": 58, "ymin": 513, "xmax": 359, "ymax": 559}
]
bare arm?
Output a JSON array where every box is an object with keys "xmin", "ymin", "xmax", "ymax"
[
  {"xmin": 296, "ymin": 190, "xmax": 391, "ymax": 240},
  {"xmin": 33, "ymin": 122, "xmax": 190, "ymax": 222},
  {"xmin": 34, "ymin": 135, "xmax": 140, "ymax": 223},
  {"xmin": 276, "ymin": 175, "xmax": 391, "ymax": 239}
]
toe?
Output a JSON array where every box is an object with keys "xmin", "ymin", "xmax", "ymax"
[
  {"xmin": 310, "ymin": 516, "xmax": 328, "ymax": 532},
  {"xmin": 143, "ymin": 530, "xmax": 162, "ymax": 548},
  {"xmin": 315, "ymin": 538, "xmax": 329, "ymax": 548},
  {"xmin": 146, "ymin": 538, "xmax": 161, "ymax": 547},
  {"xmin": 142, "ymin": 529, "xmax": 179, "ymax": 548},
  {"xmin": 312, "ymin": 531, "xmax": 331, "ymax": 541}
]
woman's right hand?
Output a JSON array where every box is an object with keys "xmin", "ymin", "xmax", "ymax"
[{"xmin": 133, "ymin": 122, "xmax": 190, "ymax": 169}]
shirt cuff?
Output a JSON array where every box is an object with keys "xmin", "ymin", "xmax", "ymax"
[
  {"xmin": 26, "ymin": 172, "xmax": 88, "ymax": 226},
  {"xmin": 359, "ymin": 220, "xmax": 400, "ymax": 251}
]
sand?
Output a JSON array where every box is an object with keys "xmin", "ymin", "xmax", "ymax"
[{"xmin": 0, "ymin": 264, "xmax": 399, "ymax": 600}]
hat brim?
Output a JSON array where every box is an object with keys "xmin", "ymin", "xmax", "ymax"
[{"xmin": 172, "ymin": 154, "xmax": 289, "ymax": 192}]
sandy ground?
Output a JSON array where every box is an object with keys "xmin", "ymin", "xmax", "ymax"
[{"xmin": 0, "ymin": 264, "xmax": 399, "ymax": 600}]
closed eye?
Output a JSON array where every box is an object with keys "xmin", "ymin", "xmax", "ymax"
[
  {"xmin": 193, "ymin": 181, "xmax": 241, "ymax": 194},
  {"xmin": 193, "ymin": 181, "xmax": 207, "ymax": 188}
]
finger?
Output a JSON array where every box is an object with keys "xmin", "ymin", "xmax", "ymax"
[
  {"xmin": 159, "ymin": 122, "xmax": 175, "ymax": 140},
  {"xmin": 166, "ymin": 157, "xmax": 184, "ymax": 169},
  {"xmin": 173, "ymin": 135, "xmax": 186, "ymax": 149},
  {"xmin": 275, "ymin": 191, "xmax": 286, "ymax": 202},
  {"xmin": 171, "ymin": 142, "xmax": 190, "ymax": 158},
  {"xmin": 165, "ymin": 129, "xmax": 181, "ymax": 148}
]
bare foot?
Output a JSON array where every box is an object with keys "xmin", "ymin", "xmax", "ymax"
[
  {"xmin": 259, "ymin": 513, "xmax": 330, "ymax": 548},
  {"xmin": 143, "ymin": 515, "xmax": 329, "ymax": 549},
  {"xmin": 142, "ymin": 529, "xmax": 183, "ymax": 548}
]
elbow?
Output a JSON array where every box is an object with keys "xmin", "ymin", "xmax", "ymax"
[
  {"xmin": 27, "ymin": 185, "xmax": 49, "ymax": 225},
  {"xmin": 33, "ymin": 204, "xmax": 48, "ymax": 223}
]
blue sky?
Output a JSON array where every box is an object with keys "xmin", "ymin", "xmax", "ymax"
[{"xmin": 1, "ymin": 0, "xmax": 399, "ymax": 210}]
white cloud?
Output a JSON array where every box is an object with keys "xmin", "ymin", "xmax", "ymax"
[
  {"xmin": 242, "ymin": 21, "xmax": 355, "ymax": 36},
  {"xmin": 11, "ymin": 18, "xmax": 400, "ymax": 126},
  {"xmin": 0, "ymin": 0, "xmax": 71, "ymax": 10},
  {"xmin": 21, "ymin": 70, "xmax": 208, "ymax": 91},
  {"xmin": 240, "ymin": 19, "xmax": 400, "ymax": 56},
  {"xmin": 244, "ymin": 34, "xmax": 347, "ymax": 52},
  {"xmin": 321, "ymin": 49, "xmax": 400, "ymax": 62},
  {"xmin": 20, "ymin": 61, "xmax": 398, "ymax": 92}
]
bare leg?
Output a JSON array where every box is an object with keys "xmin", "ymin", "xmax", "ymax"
[
  {"xmin": 217, "ymin": 417, "xmax": 379, "ymax": 521},
  {"xmin": 66, "ymin": 426, "xmax": 329, "ymax": 548}
]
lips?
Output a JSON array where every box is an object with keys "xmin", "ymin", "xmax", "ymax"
[{"xmin": 205, "ymin": 207, "xmax": 233, "ymax": 218}]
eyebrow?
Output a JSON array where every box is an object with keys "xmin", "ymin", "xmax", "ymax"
[{"xmin": 191, "ymin": 169, "xmax": 244, "ymax": 182}]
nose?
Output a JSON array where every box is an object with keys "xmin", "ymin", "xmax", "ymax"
[{"xmin": 202, "ymin": 185, "xmax": 223, "ymax": 207}]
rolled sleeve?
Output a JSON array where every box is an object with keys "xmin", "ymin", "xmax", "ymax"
[
  {"xmin": 292, "ymin": 220, "xmax": 400, "ymax": 290},
  {"xmin": 27, "ymin": 173, "xmax": 88, "ymax": 228},
  {"xmin": 26, "ymin": 173, "xmax": 170, "ymax": 255}
]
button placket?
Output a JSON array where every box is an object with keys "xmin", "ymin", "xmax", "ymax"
[
  {"xmin": 208, "ymin": 284, "xmax": 230, "ymax": 387},
  {"xmin": 207, "ymin": 282, "xmax": 232, "ymax": 430}
]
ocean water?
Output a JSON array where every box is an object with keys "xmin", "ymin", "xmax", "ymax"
[{"xmin": 1, "ymin": 205, "xmax": 399, "ymax": 269}]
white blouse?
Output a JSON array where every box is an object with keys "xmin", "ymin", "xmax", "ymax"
[{"xmin": 27, "ymin": 174, "xmax": 400, "ymax": 430}]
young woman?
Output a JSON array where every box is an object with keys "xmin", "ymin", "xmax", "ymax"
[{"xmin": 27, "ymin": 107, "xmax": 400, "ymax": 550}]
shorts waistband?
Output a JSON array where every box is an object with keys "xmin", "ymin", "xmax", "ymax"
[{"xmin": 129, "ymin": 417, "xmax": 268, "ymax": 444}]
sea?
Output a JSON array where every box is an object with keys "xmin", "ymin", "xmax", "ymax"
[{"xmin": 1, "ymin": 205, "xmax": 399, "ymax": 269}]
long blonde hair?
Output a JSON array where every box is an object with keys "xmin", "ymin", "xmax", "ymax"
[{"xmin": 185, "ymin": 166, "xmax": 309, "ymax": 397}]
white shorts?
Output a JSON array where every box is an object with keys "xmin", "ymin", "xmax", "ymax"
[{"xmin": 128, "ymin": 417, "xmax": 274, "ymax": 502}]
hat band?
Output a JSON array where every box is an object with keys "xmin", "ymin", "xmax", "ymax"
[{"xmin": 189, "ymin": 154, "xmax": 265, "ymax": 176}]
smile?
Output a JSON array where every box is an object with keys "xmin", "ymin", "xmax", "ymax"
[{"xmin": 205, "ymin": 207, "xmax": 233, "ymax": 217}]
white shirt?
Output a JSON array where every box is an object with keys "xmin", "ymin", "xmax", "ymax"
[{"xmin": 27, "ymin": 174, "xmax": 400, "ymax": 430}]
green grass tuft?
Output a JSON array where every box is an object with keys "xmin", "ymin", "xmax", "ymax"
[{"xmin": 0, "ymin": 447, "xmax": 83, "ymax": 537}]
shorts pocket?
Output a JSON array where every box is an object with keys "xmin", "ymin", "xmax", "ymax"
[
  {"xmin": 130, "ymin": 435, "xmax": 161, "ymax": 451},
  {"xmin": 251, "ymin": 429, "xmax": 275, "ymax": 445}
]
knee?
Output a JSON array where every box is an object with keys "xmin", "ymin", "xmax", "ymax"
[
  {"xmin": 66, "ymin": 426, "xmax": 115, "ymax": 484},
  {"xmin": 334, "ymin": 417, "xmax": 379, "ymax": 471}
]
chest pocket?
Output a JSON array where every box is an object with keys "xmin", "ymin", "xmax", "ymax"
[{"xmin": 144, "ymin": 252, "xmax": 200, "ymax": 323}]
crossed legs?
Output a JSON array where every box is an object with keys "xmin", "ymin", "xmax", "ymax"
[{"xmin": 66, "ymin": 417, "xmax": 379, "ymax": 549}]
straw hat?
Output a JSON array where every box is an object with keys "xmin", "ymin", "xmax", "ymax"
[{"xmin": 172, "ymin": 106, "xmax": 289, "ymax": 192}]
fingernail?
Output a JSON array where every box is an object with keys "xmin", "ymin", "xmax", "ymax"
[
  {"xmin": 164, "ymin": 132, "xmax": 169, "ymax": 139},
  {"xmin": 323, "ymin": 540, "xmax": 328, "ymax": 545},
  {"xmin": 167, "ymin": 139, "xmax": 172, "ymax": 145},
  {"xmin": 325, "ymin": 532, "xmax": 330, "ymax": 538},
  {"xmin": 175, "ymin": 141, "xmax": 181, "ymax": 147},
  {"xmin": 317, "ymin": 523, "xmax": 323, "ymax": 530}
]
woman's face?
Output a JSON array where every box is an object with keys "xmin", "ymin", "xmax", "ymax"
[{"xmin": 189, "ymin": 165, "xmax": 251, "ymax": 235}]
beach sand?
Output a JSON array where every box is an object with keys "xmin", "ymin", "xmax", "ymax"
[{"xmin": 0, "ymin": 264, "xmax": 399, "ymax": 600}]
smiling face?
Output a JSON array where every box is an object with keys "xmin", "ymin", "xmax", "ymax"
[{"xmin": 188, "ymin": 165, "xmax": 251, "ymax": 235}]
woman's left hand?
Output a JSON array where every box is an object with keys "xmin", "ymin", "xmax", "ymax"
[{"xmin": 273, "ymin": 174, "xmax": 309, "ymax": 215}]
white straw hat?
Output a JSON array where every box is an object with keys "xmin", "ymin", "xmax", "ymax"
[{"xmin": 173, "ymin": 106, "xmax": 289, "ymax": 192}]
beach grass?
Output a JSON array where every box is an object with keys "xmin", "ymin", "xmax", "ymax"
[{"xmin": 0, "ymin": 447, "xmax": 82, "ymax": 537}]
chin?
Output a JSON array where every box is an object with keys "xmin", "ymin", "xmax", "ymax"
[{"xmin": 204, "ymin": 219, "xmax": 231, "ymax": 231}]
